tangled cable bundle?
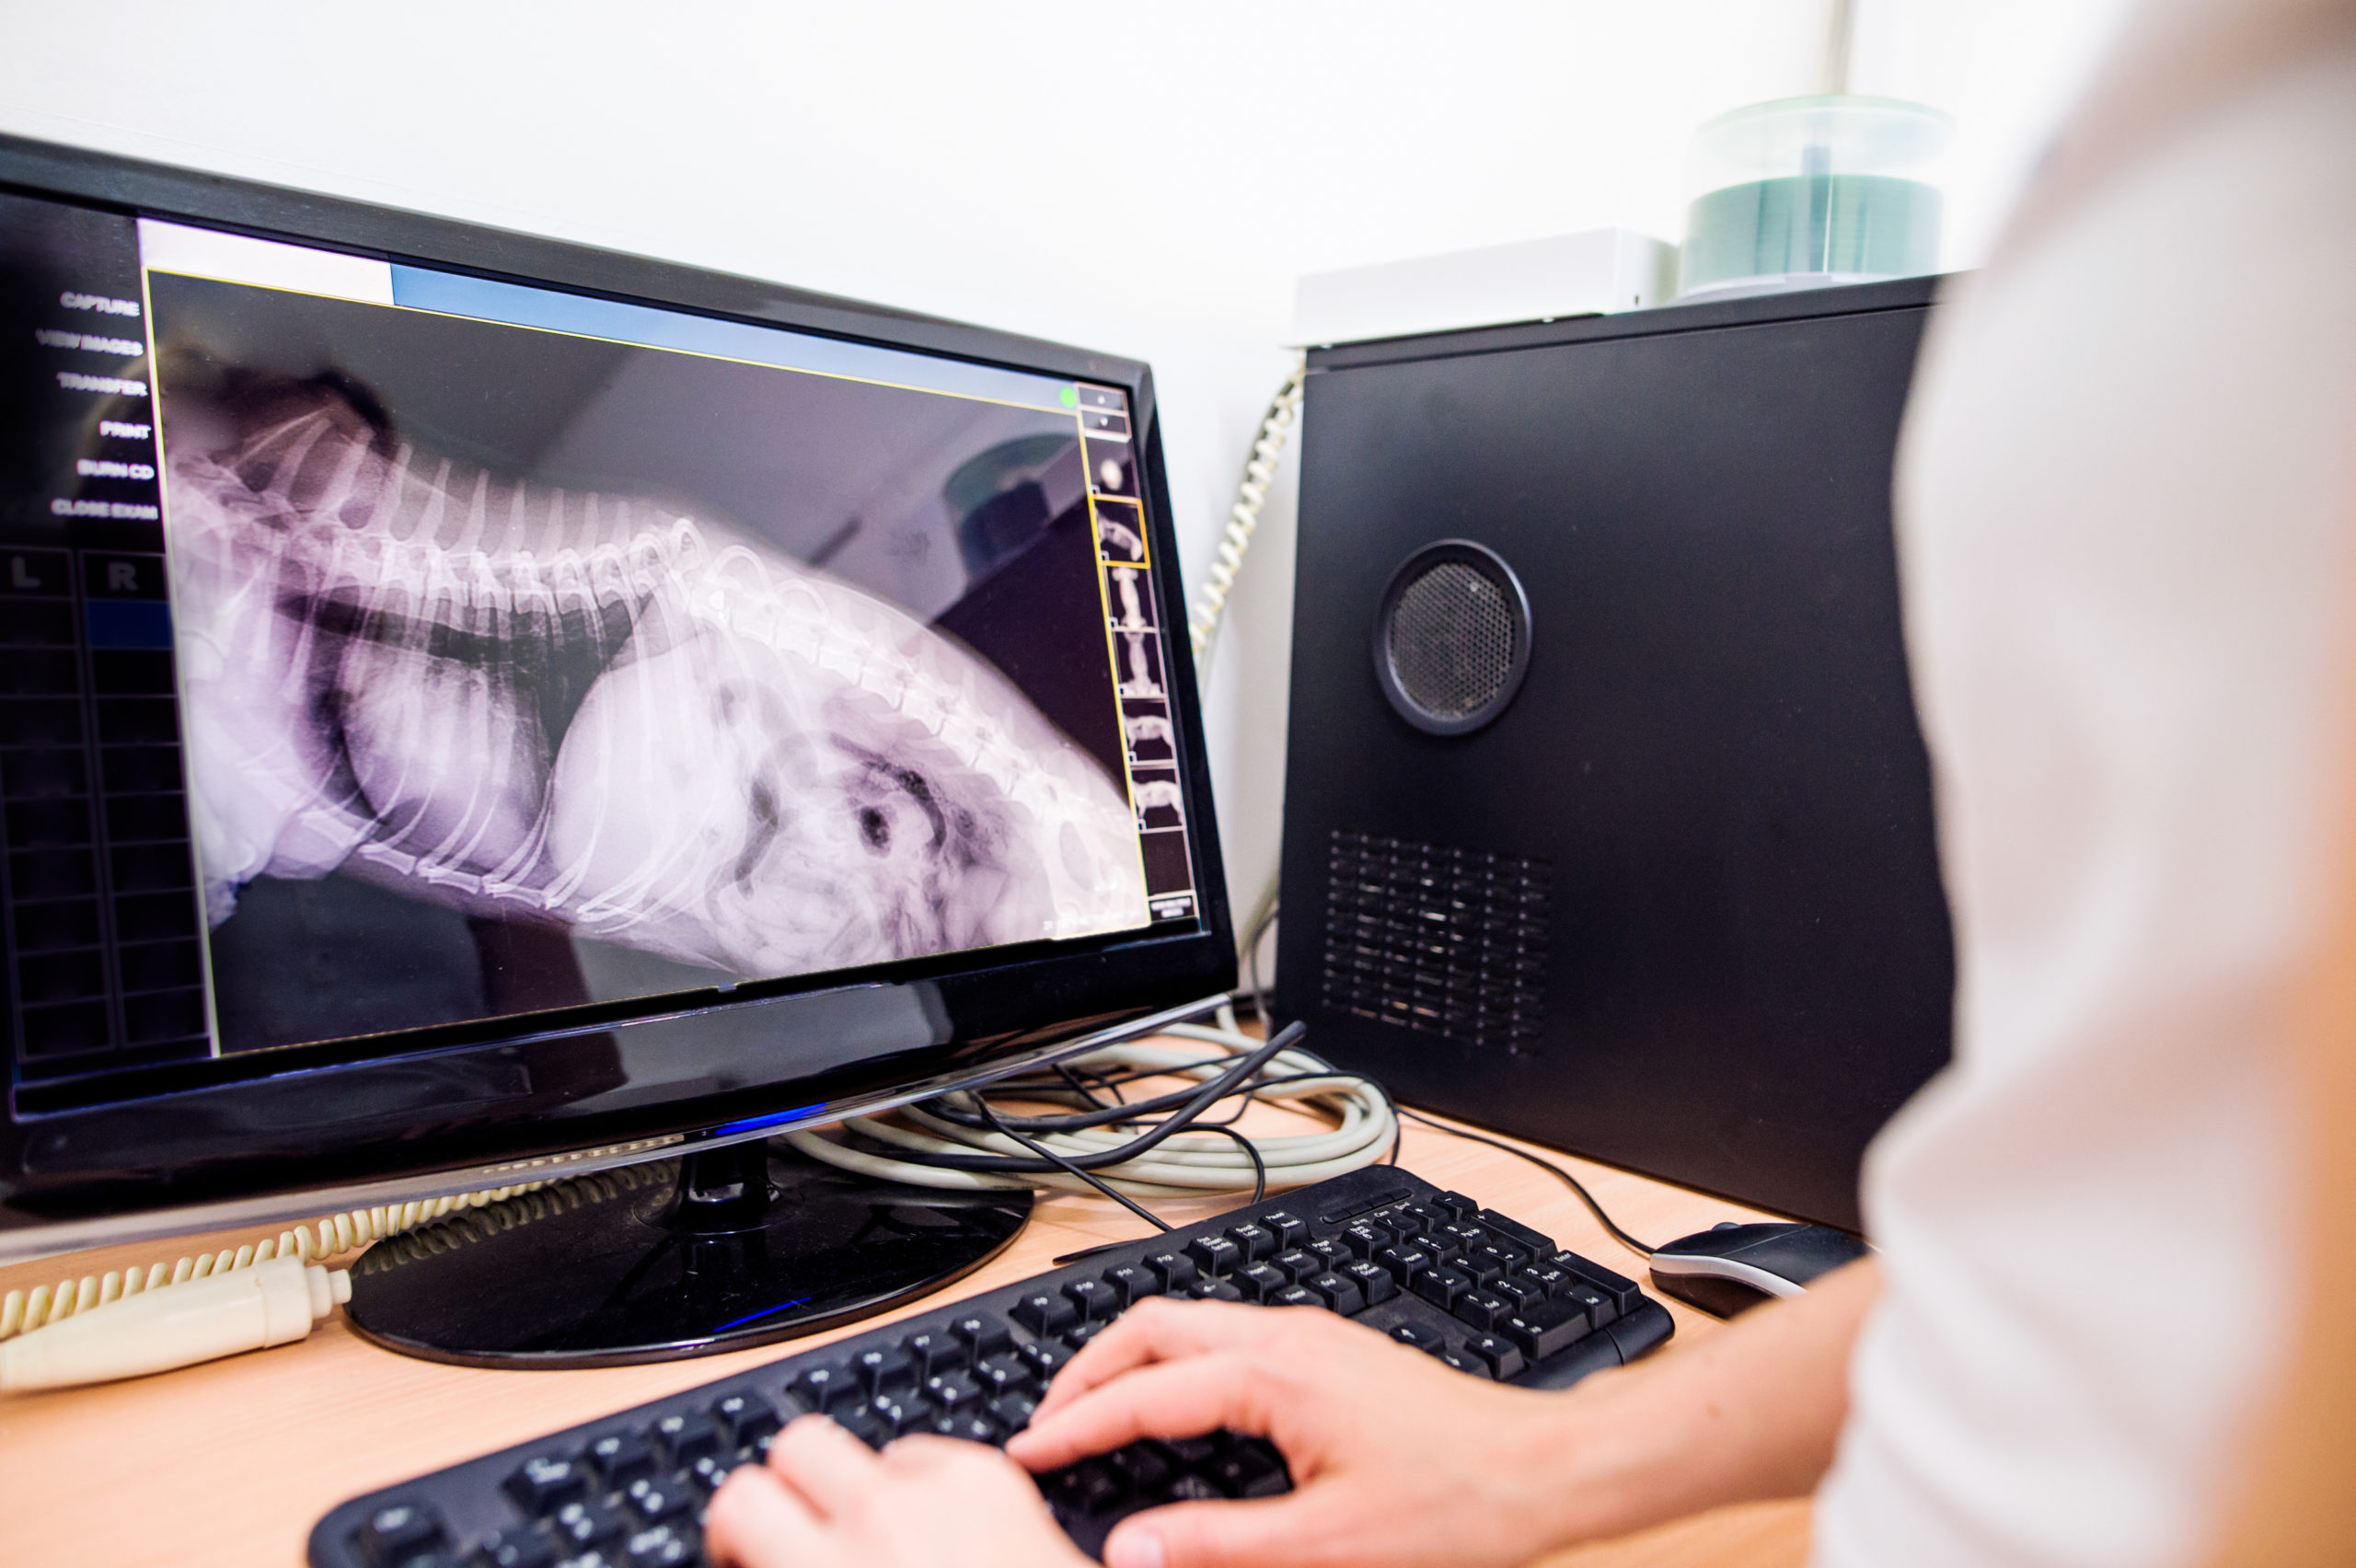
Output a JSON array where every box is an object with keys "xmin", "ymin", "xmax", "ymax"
[{"xmin": 784, "ymin": 1016, "xmax": 1394, "ymax": 1205}]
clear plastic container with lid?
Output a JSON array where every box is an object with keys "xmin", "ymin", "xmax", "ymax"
[{"xmin": 1677, "ymin": 95, "xmax": 1951, "ymax": 302}]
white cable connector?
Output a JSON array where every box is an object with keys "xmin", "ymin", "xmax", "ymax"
[
  {"xmin": 0, "ymin": 1180, "xmax": 564, "ymax": 1395},
  {"xmin": 0, "ymin": 1253, "xmax": 350, "ymax": 1392},
  {"xmin": 1186, "ymin": 356, "xmax": 1306, "ymax": 667}
]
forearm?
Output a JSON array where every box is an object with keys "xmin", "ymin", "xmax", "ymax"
[{"xmin": 1529, "ymin": 1258, "xmax": 1881, "ymax": 1546}]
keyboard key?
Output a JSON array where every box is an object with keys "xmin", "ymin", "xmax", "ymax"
[
  {"xmin": 1462, "ymin": 1244, "xmax": 1525, "ymax": 1286},
  {"xmin": 1047, "ymin": 1458, "xmax": 1126, "ymax": 1514},
  {"xmin": 1014, "ymin": 1291, "xmax": 1080, "ymax": 1337},
  {"xmin": 1476, "ymin": 1209, "xmax": 1555, "ymax": 1258},
  {"xmin": 1270, "ymin": 1249, "xmax": 1323, "ymax": 1283},
  {"xmin": 974, "ymin": 1353, "xmax": 1036, "ymax": 1395},
  {"xmin": 1491, "ymin": 1274, "xmax": 1545, "ymax": 1311},
  {"xmin": 1566, "ymin": 1283, "xmax": 1616, "ymax": 1329},
  {"xmin": 713, "ymin": 1392, "xmax": 781, "ymax": 1447},
  {"xmin": 1259, "ymin": 1210, "xmax": 1310, "ymax": 1247},
  {"xmin": 1549, "ymin": 1251, "xmax": 1643, "ymax": 1318},
  {"xmin": 902, "ymin": 1330, "xmax": 965, "ymax": 1376},
  {"xmin": 988, "ymin": 1390, "xmax": 1041, "ymax": 1433},
  {"xmin": 621, "ymin": 1524, "xmax": 697, "ymax": 1567},
  {"xmin": 1184, "ymin": 1235, "xmax": 1242, "ymax": 1275},
  {"xmin": 1374, "ymin": 1243, "xmax": 1431, "ymax": 1285},
  {"xmin": 1108, "ymin": 1441, "xmax": 1176, "ymax": 1494},
  {"xmin": 951, "ymin": 1312, "xmax": 1017, "ymax": 1358},
  {"xmin": 1187, "ymin": 1278, "xmax": 1244, "ymax": 1302},
  {"xmin": 587, "ymin": 1432, "xmax": 657, "ymax": 1486},
  {"xmin": 1101, "ymin": 1263, "xmax": 1157, "ymax": 1307},
  {"xmin": 1501, "ymin": 1295, "xmax": 1594, "ymax": 1360},
  {"xmin": 1018, "ymin": 1339, "xmax": 1072, "ymax": 1380},
  {"xmin": 1524, "ymin": 1264, "xmax": 1575, "ymax": 1298},
  {"xmin": 1143, "ymin": 1251, "xmax": 1200, "ymax": 1292},
  {"xmin": 1303, "ymin": 1238, "xmax": 1354, "ymax": 1271},
  {"xmin": 1224, "ymin": 1222, "xmax": 1276, "ymax": 1262},
  {"xmin": 1433, "ymin": 1190, "xmax": 1480, "ymax": 1219},
  {"xmin": 354, "ymin": 1502, "xmax": 445, "ymax": 1567},
  {"xmin": 854, "ymin": 1346, "xmax": 917, "ymax": 1394},
  {"xmin": 471, "ymin": 1528, "xmax": 556, "ymax": 1568},
  {"xmin": 832, "ymin": 1408, "xmax": 890, "ymax": 1448},
  {"xmin": 930, "ymin": 1411, "xmax": 1000, "ymax": 1443},
  {"xmin": 1304, "ymin": 1272, "xmax": 1366, "ymax": 1315},
  {"xmin": 1340, "ymin": 1259, "xmax": 1397, "ymax": 1306},
  {"xmin": 1412, "ymin": 1265, "xmax": 1472, "ymax": 1310},
  {"xmin": 549, "ymin": 1499, "xmax": 626, "ymax": 1552},
  {"xmin": 1453, "ymin": 1290, "xmax": 1511, "ymax": 1331},
  {"xmin": 687, "ymin": 1455, "xmax": 742, "ymax": 1493},
  {"xmin": 864, "ymin": 1395, "xmax": 919, "ymax": 1438},
  {"xmin": 1270, "ymin": 1284, "xmax": 1320, "ymax": 1308},
  {"xmin": 653, "ymin": 1413, "xmax": 722, "ymax": 1468},
  {"xmin": 1236, "ymin": 1262, "xmax": 1289, "ymax": 1302},
  {"xmin": 504, "ymin": 1455, "xmax": 588, "ymax": 1515},
  {"xmin": 1062, "ymin": 1279, "xmax": 1121, "ymax": 1321},
  {"xmin": 1065, "ymin": 1320, "xmax": 1108, "ymax": 1349},
  {"xmin": 1338, "ymin": 1223, "xmax": 1392, "ymax": 1260},
  {"xmin": 1389, "ymin": 1321, "xmax": 1445, "ymax": 1351},
  {"xmin": 925, "ymin": 1368, "xmax": 985, "ymax": 1410},
  {"xmin": 623, "ymin": 1477, "xmax": 694, "ymax": 1526},
  {"xmin": 1163, "ymin": 1434, "xmax": 1220, "ymax": 1470},
  {"xmin": 788, "ymin": 1365, "xmax": 857, "ymax": 1412},
  {"xmin": 1417, "ymin": 1229, "xmax": 1462, "ymax": 1263},
  {"xmin": 1464, "ymin": 1333, "xmax": 1528, "ymax": 1379},
  {"xmin": 1436, "ymin": 1348, "xmax": 1493, "ymax": 1378},
  {"xmin": 1208, "ymin": 1438, "xmax": 1289, "ymax": 1498}
]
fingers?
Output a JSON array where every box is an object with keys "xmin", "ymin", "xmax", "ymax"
[
  {"xmin": 704, "ymin": 1465, "xmax": 821, "ymax": 1568},
  {"xmin": 1104, "ymin": 1495, "xmax": 1322, "ymax": 1568},
  {"xmin": 766, "ymin": 1413, "xmax": 883, "ymax": 1517},
  {"xmin": 1010, "ymin": 1352, "xmax": 1274, "ymax": 1472},
  {"xmin": 1033, "ymin": 1298, "xmax": 1293, "ymax": 1421}
]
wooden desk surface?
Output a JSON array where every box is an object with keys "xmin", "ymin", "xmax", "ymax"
[{"xmin": 0, "ymin": 1083, "xmax": 1809, "ymax": 1567}]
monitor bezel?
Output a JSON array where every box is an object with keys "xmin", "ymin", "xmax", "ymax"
[{"xmin": 0, "ymin": 133, "xmax": 1235, "ymax": 1245}]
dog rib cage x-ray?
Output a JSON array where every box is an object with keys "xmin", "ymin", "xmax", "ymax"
[{"xmin": 141, "ymin": 266, "xmax": 1166, "ymax": 1054}]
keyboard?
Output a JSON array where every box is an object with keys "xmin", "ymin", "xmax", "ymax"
[{"xmin": 310, "ymin": 1164, "xmax": 1675, "ymax": 1568}]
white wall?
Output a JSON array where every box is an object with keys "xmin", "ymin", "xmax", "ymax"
[{"xmin": 0, "ymin": 0, "xmax": 2132, "ymax": 943}]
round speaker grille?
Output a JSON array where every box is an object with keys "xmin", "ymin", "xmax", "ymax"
[{"xmin": 1372, "ymin": 541, "xmax": 1532, "ymax": 736}]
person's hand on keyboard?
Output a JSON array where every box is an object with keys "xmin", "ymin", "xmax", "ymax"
[
  {"xmin": 1005, "ymin": 1296, "xmax": 1600, "ymax": 1568},
  {"xmin": 703, "ymin": 1413, "xmax": 1095, "ymax": 1568}
]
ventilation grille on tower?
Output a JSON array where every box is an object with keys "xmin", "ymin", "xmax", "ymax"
[
  {"xmin": 1321, "ymin": 830, "xmax": 1551, "ymax": 1053},
  {"xmin": 1372, "ymin": 540, "xmax": 1533, "ymax": 736}
]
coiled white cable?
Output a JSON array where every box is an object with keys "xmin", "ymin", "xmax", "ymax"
[
  {"xmin": 0, "ymin": 1180, "xmax": 552, "ymax": 1345},
  {"xmin": 1185, "ymin": 355, "xmax": 1307, "ymax": 665},
  {"xmin": 783, "ymin": 1018, "xmax": 1393, "ymax": 1199}
]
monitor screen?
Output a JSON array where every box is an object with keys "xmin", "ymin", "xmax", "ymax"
[{"xmin": 0, "ymin": 158, "xmax": 1217, "ymax": 1165}]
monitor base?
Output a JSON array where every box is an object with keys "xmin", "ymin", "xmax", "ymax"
[{"xmin": 341, "ymin": 1140, "xmax": 1032, "ymax": 1368}]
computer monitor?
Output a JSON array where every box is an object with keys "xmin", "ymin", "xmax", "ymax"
[{"xmin": 0, "ymin": 135, "xmax": 1232, "ymax": 1364}]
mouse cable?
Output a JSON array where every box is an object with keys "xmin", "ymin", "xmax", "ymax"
[{"xmin": 1392, "ymin": 1107, "xmax": 1660, "ymax": 1261}]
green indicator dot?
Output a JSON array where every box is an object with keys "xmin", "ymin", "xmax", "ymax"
[{"xmin": 1059, "ymin": 385, "xmax": 1080, "ymax": 409}]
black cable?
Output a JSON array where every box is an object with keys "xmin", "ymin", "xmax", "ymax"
[
  {"xmin": 1394, "ymin": 1107, "xmax": 1657, "ymax": 1259},
  {"xmin": 893, "ymin": 1024, "xmax": 1305, "ymax": 1171},
  {"xmin": 1053, "ymin": 1061, "xmax": 1111, "ymax": 1112},
  {"xmin": 971, "ymin": 1097, "xmax": 1172, "ymax": 1233},
  {"xmin": 1206, "ymin": 1124, "xmax": 1267, "ymax": 1205},
  {"xmin": 1240, "ymin": 899, "xmax": 1280, "ymax": 1023}
]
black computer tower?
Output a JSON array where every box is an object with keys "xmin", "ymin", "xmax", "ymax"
[{"xmin": 1275, "ymin": 276, "xmax": 1954, "ymax": 1232}]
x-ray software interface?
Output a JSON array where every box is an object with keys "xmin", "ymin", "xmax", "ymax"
[{"xmin": 0, "ymin": 193, "xmax": 1203, "ymax": 1106}]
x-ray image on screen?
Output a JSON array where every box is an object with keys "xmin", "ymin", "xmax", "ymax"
[{"xmin": 147, "ymin": 275, "xmax": 1150, "ymax": 1053}]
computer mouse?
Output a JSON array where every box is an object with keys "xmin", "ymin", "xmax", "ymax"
[{"xmin": 1647, "ymin": 1221, "xmax": 1869, "ymax": 1319}]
